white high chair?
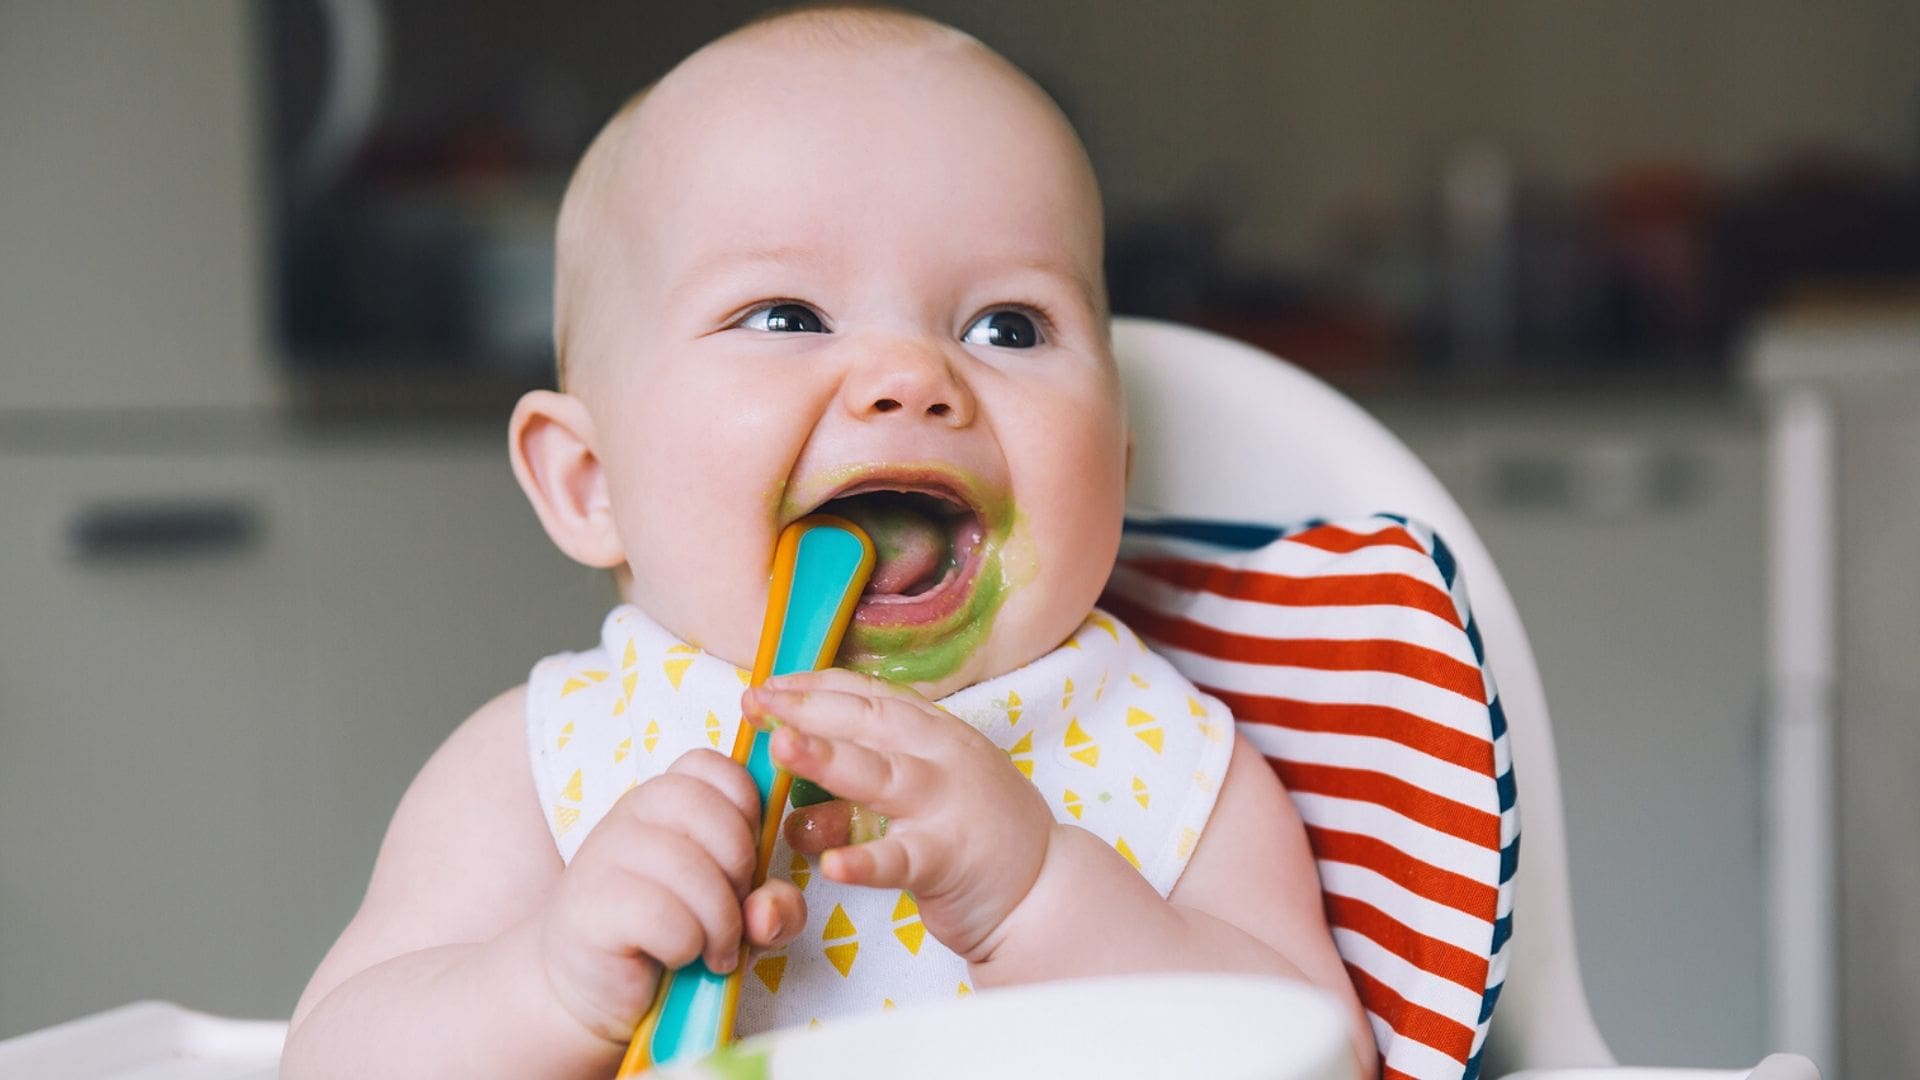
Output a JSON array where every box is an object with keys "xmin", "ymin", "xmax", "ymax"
[{"xmin": 1111, "ymin": 316, "xmax": 1819, "ymax": 1080}]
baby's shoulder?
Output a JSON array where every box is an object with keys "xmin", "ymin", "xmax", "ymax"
[
  {"xmin": 306, "ymin": 684, "xmax": 557, "ymax": 1005},
  {"xmin": 376, "ymin": 682, "xmax": 558, "ymax": 892},
  {"xmin": 451, "ymin": 682, "xmax": 531, "ymax": 762},
  {"xmin": 403, "ymin": 683, "xmax": 538, "ymax": 822}
]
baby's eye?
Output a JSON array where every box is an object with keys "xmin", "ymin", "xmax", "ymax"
[
  {"xmin": 739, "ymin": 302, "xmax": 828, "ymax": 334},
  {"xmin": 961, "ymin": 310, "xmax": 1041, "ymax": 349}
]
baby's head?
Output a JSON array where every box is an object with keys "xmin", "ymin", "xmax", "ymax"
[{"xmin": 510, "ymin": 6, "xmax": 1126, "ymax": 699}]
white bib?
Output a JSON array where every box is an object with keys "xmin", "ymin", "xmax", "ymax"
[{"xmin": 526, "ymin": 604, "xmax": 1236, "ymax": 1034}]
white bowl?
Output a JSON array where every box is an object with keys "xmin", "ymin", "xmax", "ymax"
[{"xmin": 667, "ymin": 972, "xmax": 1356, "ymax": 1080}]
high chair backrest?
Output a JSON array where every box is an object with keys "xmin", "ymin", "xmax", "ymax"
[{"xmin": 1109, "ymin": 316, "xmax": 1614, "ymax": 1072}]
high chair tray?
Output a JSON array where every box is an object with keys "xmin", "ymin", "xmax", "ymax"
[
  {"xmin": 661, "ymin": 972, "xmax": 1355, "ymax": 1080},
  {"xmin": 0, "ymin": 1001, "xmax": 282, "ymax": 1080},
  {"xmin": 0, "ymin": 974, "xmax": 1351, "ymax": 1079}
]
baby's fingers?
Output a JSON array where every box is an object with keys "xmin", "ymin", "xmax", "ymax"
[
  {"xmin": 819, "ymin": 833, "xmax": 929, "ymax": 892},
  {"xmin": 663, "ymin": 748, "xmax": 762, "ymax": 827},
  {"xmin": 563, "ymin": 870, "xmax": 705, "ymax": 973},
  {"xmin": 762, "ymin": 667, "xmax": 931, "ymax": 709},
  {"xmin": 769, "ymin": 725, "xmax": 931, "ymax": 817},
  {"xmin": 615, "ymin": 776, "xmax": 757, "ymax": 896},
  {"xmin": 744, "ymin": 684, "xmax": 943, "ymax": 750},
  {"xmin": 624, "ymin": 827, "xmax": 746, "ymax": 973}
]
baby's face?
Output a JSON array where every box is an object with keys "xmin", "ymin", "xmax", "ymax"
[{"xmin": 565, "ymin": 36, "xmax": 1122, "ymax": 699}]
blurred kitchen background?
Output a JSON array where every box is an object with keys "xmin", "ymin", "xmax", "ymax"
[{"xmin": 3, "ymin": 1, "xmax": 1918, "ymax": 1075}]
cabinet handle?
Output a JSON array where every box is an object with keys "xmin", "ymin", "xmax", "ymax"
[{"xmin": 68, "ymin": 500, "xmax": 263, "ymax": 561}]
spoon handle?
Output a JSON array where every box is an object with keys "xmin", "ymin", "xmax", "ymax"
[{"xmin": 616, "ymin": 516, "xmax": 873, "ymax": 1075}]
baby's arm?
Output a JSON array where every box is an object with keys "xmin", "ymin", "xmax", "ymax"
[
  {"xmin": 283, "ymin": 687, "xmax": 601, "ymax": 1076},
  {"xmin": 756, "ymin": 672, "xmax": 1376, "ymax": 1077},
  {"xmin": 977, "ymin": 736, "xmax": 1377, "ymax": 1076},
  {"xmin": 282, "ymin": 686, "xmax": 803, "ymax": 1078}
]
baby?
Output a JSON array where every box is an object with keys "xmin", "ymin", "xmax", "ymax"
[{"xmin": 284, "ymin": 7, "xmax": 1373, "ymax": 1077}]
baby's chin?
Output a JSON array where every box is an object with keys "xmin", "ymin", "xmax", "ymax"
[
  {"xmin": 842, "ymin": 630, "xmax": 1009, "ymax": 701},
  {"xmin": 841, "ymin": 587, "xmax": 1089, "ymax": 702}
]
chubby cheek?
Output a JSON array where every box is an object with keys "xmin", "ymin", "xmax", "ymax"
[
  {"xmin": 594, "ymin": 361, "xmax": 823, "ymax": 665},
  {"xmin": 996, "ymin": 382, "xmax": 1128, "ymax": 653}
]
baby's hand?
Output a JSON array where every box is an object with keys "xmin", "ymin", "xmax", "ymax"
[
  {"xmin": 744, "ymin": 670, "xmax": 1055, "ymax": 962},
  {"xmin": 538, "ymin": 750, "xmax": 805, "ymax": 1043}
]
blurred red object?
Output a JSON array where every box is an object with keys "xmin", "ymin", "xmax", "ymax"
[
  {"xmin": 1596, "ymin": 164, "xmax": 1718, "ymax": 344},
  {"xmin": 1194, "ymin": 306, "xmax": 1400, "ymax": 380}
]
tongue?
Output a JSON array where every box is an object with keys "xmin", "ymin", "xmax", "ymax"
[{"xmin": 839, "ymin": 502, "xmax": 947, "ymax": 595}]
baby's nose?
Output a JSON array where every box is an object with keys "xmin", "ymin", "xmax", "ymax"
[{"xmin": 842, "ymin": 343, "xmax": 975, "ymax": 427}]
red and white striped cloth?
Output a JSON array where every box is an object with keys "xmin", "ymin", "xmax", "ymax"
[{"xmin": 1102, "ymin": 514, "xmax": 1516, "ymax": 1080}]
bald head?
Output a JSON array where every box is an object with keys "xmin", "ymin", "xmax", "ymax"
[{"xmin": 550, "ymin": 5, "xmax": 1104, "ymax": 388}]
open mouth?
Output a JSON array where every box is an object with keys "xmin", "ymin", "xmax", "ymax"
[{"xmin": 810, "ymin": 476, "xmax": 989, "ymax": 626}]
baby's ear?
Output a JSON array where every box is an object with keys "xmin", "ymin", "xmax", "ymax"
[{"xmin": 508, "ymin": 390, "xmax": 625, "ymax": 569}]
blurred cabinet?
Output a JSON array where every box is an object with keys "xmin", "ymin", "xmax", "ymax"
[
  {"xmin": 0, "ymin": 451, "xmax": 302, "ymax": 1033},
  {"xmin": 1373, "ymin": 392, "xmax": 1772, "ymax": 1068},
  {"xmin": 0, "ymin": 1, "xmax": 273, "ymax": 411},
  {"xmin": 267, "ymin": 436, "xmax": 614, "ymax": 988},
  {"xmin": 1749, "ymin": 311, "xmax": 1920, "ymax": 1079},
  {"xmin": 0, "ymin": 0, "xmax": 622, "ymax": 1039},
  {"xmin": 0, "ymin": 434, "xmax": 610, "ymax": 1037}
]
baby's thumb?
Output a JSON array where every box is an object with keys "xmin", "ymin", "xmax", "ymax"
[{"xmin": 745, "ymin": 880, "xmax": 807, "ymax": 951}]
